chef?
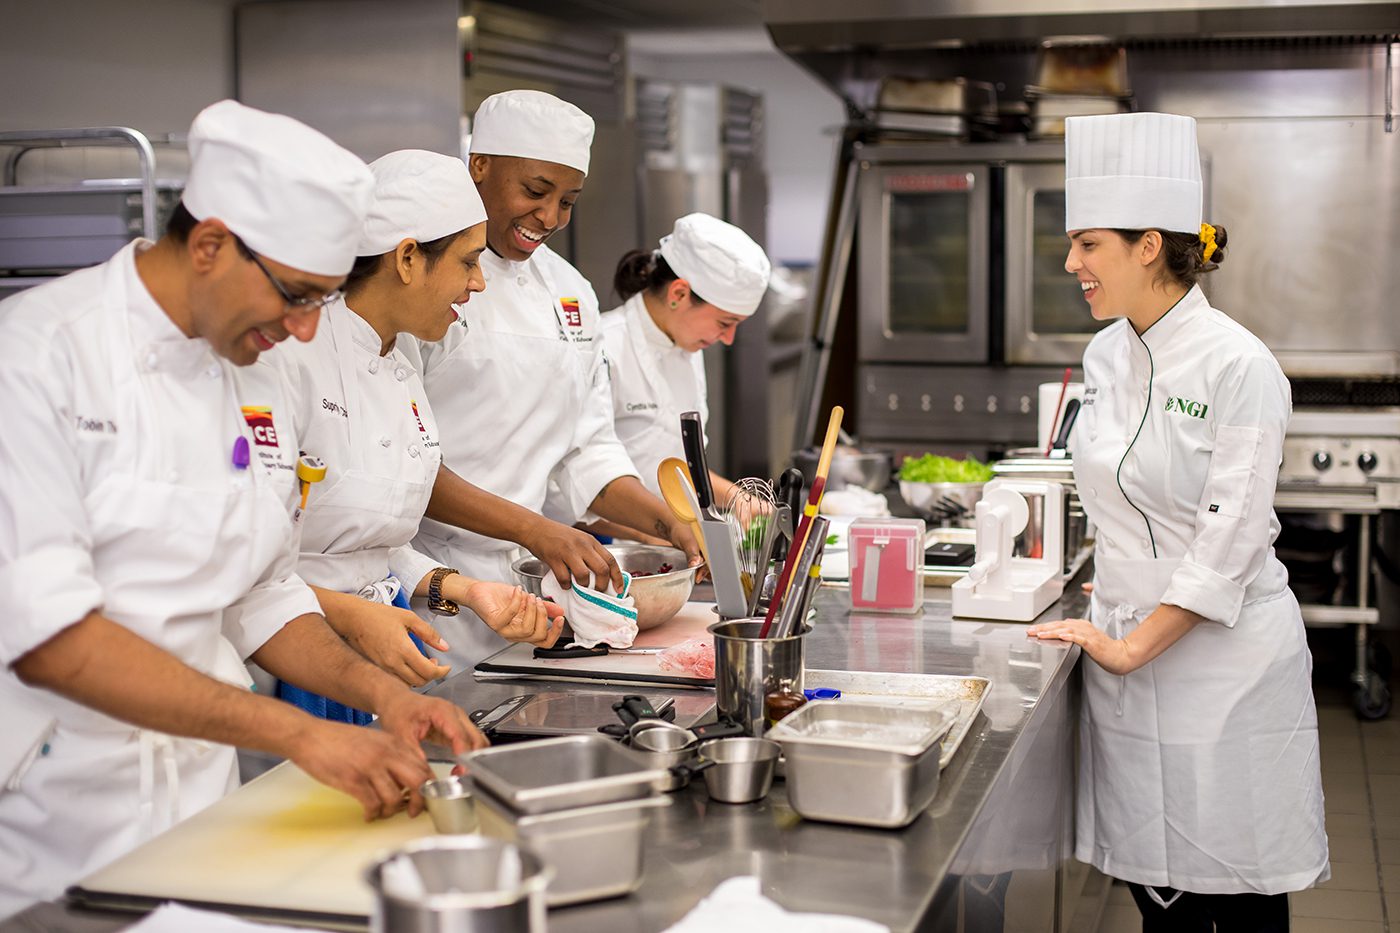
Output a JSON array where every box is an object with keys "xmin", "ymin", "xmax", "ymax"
[
  {"xmin": 601, "ymin": 212, "xmax": 770, "ymax": 505},
  {"xmin": 406, "ymin": 90, "xmax": 701, "ymax": 669},
  {"xmin": 0, "ymin": 101, "xmax": 484, "ymax": 918},
  {"xmin": 1028, "ymin": 112, "xmax": 1327, "ymax": 928},
  {"xmin": 249, "ymin": 149, "xmax": 564, "ymax": 716}
]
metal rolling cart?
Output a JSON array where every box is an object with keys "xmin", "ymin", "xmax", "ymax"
[
  {"xmin": 0, "ymin": 127, "xmax": 180, "ymax": 300},
  {"xmin": 1276, "ymin": 396, "xmax": 1400, "ymax": 720}
]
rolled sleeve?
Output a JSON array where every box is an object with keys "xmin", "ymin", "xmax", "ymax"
[
  {"xmin": 0, "ymin": 347, "xmax": 104, "ymax": 665},
  {"xmin": 222, "ymin": 571, "xmax": 321, "ymax": 659},
  {"xmin": 389, "ymin": 545, "xmax": 439, "ymax": 595},
  {"xmin": 1162, "ymin": 354, "xmax": 1290, "ymax": 627}
]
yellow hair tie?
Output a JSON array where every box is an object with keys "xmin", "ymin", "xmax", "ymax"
[{"xmin": 1200, "ymin": 222, "xmax": 1218, "ymax": 263}]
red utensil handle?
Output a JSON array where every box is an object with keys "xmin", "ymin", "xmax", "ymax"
[{"xmin": 759, "ymin": 474, "xmax": 825, "ymax": 638}]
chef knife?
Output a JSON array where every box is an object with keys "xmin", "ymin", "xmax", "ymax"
[{"xmin": 679, "ymin": 411, "xmax": 715, "ymax": 516}]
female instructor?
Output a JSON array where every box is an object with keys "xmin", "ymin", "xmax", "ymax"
[
  {"xmin": 601, "ymin": 212, "xmax": 770, "ymax": 505},
  {"xmin": 1028, "ymin": 112, "xmax": 1327, "ymax": 930}
]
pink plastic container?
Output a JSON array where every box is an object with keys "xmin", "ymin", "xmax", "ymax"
[{"xmin": 848, "ymin": 518, "xmax": 926, "ymax": 613}]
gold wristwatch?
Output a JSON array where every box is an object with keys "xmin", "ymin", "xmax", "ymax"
[{"xmin": 427, "ymin": 566, "xmax": 460, "ymax": 616}]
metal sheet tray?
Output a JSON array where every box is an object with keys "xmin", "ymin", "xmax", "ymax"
[
  {"xmin": 801, "ymin": 670, "xmax": 990, "ymax": 769},
  {"xmin": 460, "ymin": 734, "xmax": 668, "ymax": 815}
]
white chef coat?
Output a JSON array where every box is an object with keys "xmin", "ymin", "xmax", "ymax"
[
  {"xmin": 599, "ymin": 293, "xmax": 709, "ymax": 499},
  {"xmin": 402, "ymin": 244, "xmax": 638, "ymax": 668},
  {"xmin": 246, "ymin": 299, "xmax": 442, "ymax": 599},
  {"xmin": 1070, "ymin": 284, "xmax": 1328, "ymax": 896},
  {"xmin": 0, "ymin": 241, "xmax": 319, "ymax": 917}
]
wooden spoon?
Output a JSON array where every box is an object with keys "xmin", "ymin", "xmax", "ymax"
[{"xmin": 657, "ymin": 457, "xmax": 711, "ymax": 567}]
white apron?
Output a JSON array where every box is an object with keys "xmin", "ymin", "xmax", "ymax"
[
  {"xmin": 1071, "ymin": 287, "xmax": 1327, "ymax": 896},
  {"xmin": 1079, "ymin": 557, "xmax": 1326, "ymax": 896},
  {"xmin": 410, "ymin": 247, "xmax": 632, "ymax": 669},
  {"xmin": 283, "ymin": 302, "xmax": 442, "ymax": 596},
  {"xmin": 0, "ymin": 245, "xmax": 300, "ymax": 916},
  {"xmin": 599, "ymin": 293, "xmax": 709, "ymax": 499}
]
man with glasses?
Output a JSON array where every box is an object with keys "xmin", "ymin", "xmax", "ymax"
[{"xmin": 0, "ymin": 100, "xmax": 485, "ymax": 918}]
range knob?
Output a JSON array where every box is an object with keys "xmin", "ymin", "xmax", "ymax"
[
  {"xmin": 1312, "ymin": 450, "xmax": 1332, "ymax": 472},
  {"xmin": 1357, "ymin": 451, "xmax": 1378, "ymax": 474}
]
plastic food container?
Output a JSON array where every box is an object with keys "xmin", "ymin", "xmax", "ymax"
[
  {"xmin": 473, "ymin": 784, "xmax": 670, "ymax": 906},
  {"xmin": 461, "ymin": 734, "xmax": 668, "ymax": 815},
  {"xmin": 768, "ymin": 699, "xmax": 957, "ymax": 828},
  {"xmin": 848, "ymin": 518, "xmax": 926, "ymax": 613}
]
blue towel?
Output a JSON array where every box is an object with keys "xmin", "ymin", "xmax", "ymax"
[{"xmin": 277, "ymin": 580, "xmax": 427, "ymax": 726}]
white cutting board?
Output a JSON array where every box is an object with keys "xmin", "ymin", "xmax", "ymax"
[
  {"xmin": 475, "ymin": 600, "xmax": 718, "ymax": 686},
  {"xmin": 75, "ymin": 760, "xmax": 450, "ymax": 922}
]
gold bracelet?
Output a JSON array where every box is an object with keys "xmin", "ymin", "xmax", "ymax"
[{"xmin": 427, "ymin": 567, "xmax": 460, "ymax": 616}]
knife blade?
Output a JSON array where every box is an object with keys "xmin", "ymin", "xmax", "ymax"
[{"xmin": 679, "ymin": 411, "xmax": 715, "ymax": 516}]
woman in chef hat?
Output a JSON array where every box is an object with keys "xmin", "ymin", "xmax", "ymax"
[
  {"xmin": 1028, "ymin": 112, "xmax": 1327, "ymax": 928},
  {"xmin": 600, "ymin": 213, "xmax": 771, "ymax": 510},
  {"xmin": 244, "ymin": 149, "xmax": 565, "ymax": 721}
]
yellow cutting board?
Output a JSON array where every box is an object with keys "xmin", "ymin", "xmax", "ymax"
[{"xmin": 73, "ymin": 760, "xmax": 450, "ymax": 924}]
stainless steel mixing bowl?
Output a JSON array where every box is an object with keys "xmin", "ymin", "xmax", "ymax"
[{"xmin": 511, "ymin": 543, "xmax": 699, "ymax": 631}]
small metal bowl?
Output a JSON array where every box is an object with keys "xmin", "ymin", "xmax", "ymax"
[
  {"xmin": 421, "ymin": 775, "xmax": 477, "ymax": 834},
  {"xmin": 512, "ymin": 544, "xmax": 699, "ymax": 631},
  {"xmin": 696, "ymin": 737, "xmax": 781, "ymax": 804}
]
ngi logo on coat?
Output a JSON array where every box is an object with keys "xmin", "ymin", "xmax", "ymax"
[
  {"xmin": 241, "ymin": 405, "xmax": 280, "ymax": 446},
  {"xmin": 1164, "ymin": 396, "xmax": 1208, "ymax": 419}
]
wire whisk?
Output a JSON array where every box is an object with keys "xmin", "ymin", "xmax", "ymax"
[{"xmin": 713, "ymin": 477, "xmax": 777, "ymax": 602}]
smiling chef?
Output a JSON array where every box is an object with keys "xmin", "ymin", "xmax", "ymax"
[
  {"xmin": 0, "ymin": 100, "xmax": 484, "ymax": 918},
  {"xmin": 1027, "ymin": 112, "xmax": 1328, "ymax": 928},
  {"xmin": 600, "ymin": 212, "xmax": 771, "ymax": 506},
  {"xmin": 403, "ymin": 90, "xmax": 702, "ymax": 669}
]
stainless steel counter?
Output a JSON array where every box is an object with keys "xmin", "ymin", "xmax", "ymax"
[
  {"xmin": 2, "ymin": 575, "xmax": 1089, "ymax": 933},
  {"xmin": 519, "ymin": 580, "xmax": 1089, "ymax": 933}
]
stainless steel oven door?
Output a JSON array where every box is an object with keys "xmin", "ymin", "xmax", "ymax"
[
  {"xmin": 1004, "ymin": 161, "xmax": 1108, "ymax": 365},
  {"xmin": 858, "ymin": 162, "xmax": 990, "ymax": 363}
]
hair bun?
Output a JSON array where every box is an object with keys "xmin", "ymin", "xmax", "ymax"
[{"xmin": 1204, "ymin": 223, "xmax": 1228, "ymax": 267}]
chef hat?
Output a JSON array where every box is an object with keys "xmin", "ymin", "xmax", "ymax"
[
  {"xmin": 1065, "ymin": 112, "xmax": 1202, "ymax": 234},
  {"xmin": 357, "ymin": 150, "xmax": 487, "ymax": 256},
  {"xmin": 659, "ymin": 213, "xmax": 771, "ymax": 317},
  {"xmin": 468, "ymin": 90, "xmax": 594, "ymax": 176},
  {"xmin": 183, "ymin": 100, "xmax": 373, "ymax": 277}
]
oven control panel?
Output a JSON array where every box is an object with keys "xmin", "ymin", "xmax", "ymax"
[{"xmin": 1279, "ymin": 435, "xmax": 1399, "ymax": 486}]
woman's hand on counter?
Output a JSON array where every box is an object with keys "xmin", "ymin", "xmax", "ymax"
[
  {"xmin": 455, "ymin": 578, "xmax": 566, "ymax": 648},
  {"xmin": 1026, "ymin": 618, "xmax": 1135, "ymax": 675},
  {"xmin": 1028, "ymin": 603, "xmax": 1202, "ymax": 676},
  {"xmin": 315, "ymin": 587, "xmax": 452, "ymax": 687},
  {"xmin": 521, "ymin": 517, "xmax": 625, "ymax": 591}
]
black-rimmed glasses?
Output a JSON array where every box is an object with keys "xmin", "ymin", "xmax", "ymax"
[{"xmin": 233, "ymin": 235, "xmax": 342, "ymax": 313}]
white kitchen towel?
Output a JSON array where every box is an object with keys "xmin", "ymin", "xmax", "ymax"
[
  {"xmin": 665, "ymin": 876, "xmax": 889, "ymax": 933},
  {"xmin": 540, "ymin": 570, "xmax": 638, "ymax": 649},
  {"xmin": 125, "ymin": 903, "xmax": 332, "ymax": 932}
]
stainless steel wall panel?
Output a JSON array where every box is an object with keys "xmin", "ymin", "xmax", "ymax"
[
  {"xmin": 1196, "ymin": 117, "xmax": 1400, "ymax": 356},
  {"xmin": 236, "ymin": 0, "xmax": 462, "ymax": 160}
]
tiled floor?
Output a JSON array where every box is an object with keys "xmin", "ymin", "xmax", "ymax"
[{"xmin": 1097, "ymin": 677, "xmax": 1400, "ymax": 932}]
